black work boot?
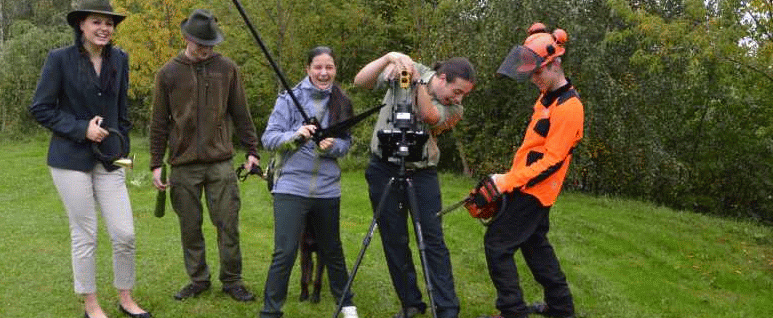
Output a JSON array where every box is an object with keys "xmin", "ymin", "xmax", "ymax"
[{"xmin": 173, "ymin": 281, "xmax": 211, "ymax": 300}]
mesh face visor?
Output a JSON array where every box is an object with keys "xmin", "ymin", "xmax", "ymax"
[{"xmin": 496, "ymin": 45, "xmax": 544, "ymax": 82}]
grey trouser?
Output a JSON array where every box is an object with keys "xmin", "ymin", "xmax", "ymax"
[
  {"xmin": 50, "ymin": 164, "xmax": 136, "ymax": 294},
  {"xmin": 169, "ymin": 160, "xmax": 243, "ymax": 286},
  {"xmin": 260, "ymin": 194, "xmax": 354, "ymax": 318}
]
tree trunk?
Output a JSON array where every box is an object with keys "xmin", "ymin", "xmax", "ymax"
[{"xmin": 453, "ymin": 128, "xmax": 471, "ymax": 177}]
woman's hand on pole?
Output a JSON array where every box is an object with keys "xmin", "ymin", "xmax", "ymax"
[{"xmin": 294, "ymin": 124, "xmax": 318, "ymax": 141}]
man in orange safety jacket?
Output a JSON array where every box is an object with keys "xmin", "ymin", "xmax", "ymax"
[{"xmin": 477, "ymin": 23, "xmax": 582, "ymax": 318}]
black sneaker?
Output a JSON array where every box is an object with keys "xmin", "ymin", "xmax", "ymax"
[
  {"xmin": 174, "ymin": 282, "xmax": 211, "ymax": 300},
  {"xmin": 223, "ymin": 284, "xmax": 256, "ymax": 302},
  {"xmin": 529, "ymin": 302, "xmax": 574, "ymax": 318},
  {"xmin": 393, "ymin": 306, "xmax": 425, "ymax": 318}
]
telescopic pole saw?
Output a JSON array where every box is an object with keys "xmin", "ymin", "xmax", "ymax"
[
  {"xmin": 230, "ymin": 0, "xmax": 318, "ymax": 130},
  {"xmin": 231, "ymin": 0, "xmax": 388, "ymax": 146}
]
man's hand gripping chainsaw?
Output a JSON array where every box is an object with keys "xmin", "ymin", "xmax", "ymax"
[{"xmin": 437, "ymin": 176, "xmax": 502, "ymax": 223}]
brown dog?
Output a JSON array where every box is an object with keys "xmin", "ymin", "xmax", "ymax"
[{"xmin": 299, "ymin": 218, "xmax": 324, "ymax": 303}]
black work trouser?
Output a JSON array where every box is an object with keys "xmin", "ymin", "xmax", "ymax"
[
  {"xmin": 365, "ymin": 158, "xmax": 460, "ymax": 318},
  {"xmin": 484, "ymin": 191, "xmax": 574, "ymax": 318}
]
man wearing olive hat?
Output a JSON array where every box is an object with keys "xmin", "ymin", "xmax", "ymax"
[{"xmin": 149, "ymin": 8, "xmax": 260, "ymax": 302}]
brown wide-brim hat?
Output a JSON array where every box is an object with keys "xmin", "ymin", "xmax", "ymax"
[
  {"xmin": 180, "ymin": 9, "xmax": 224, "ymax": 46},
  {"xmin": 66, "ymin": 0, "xmax": 126, "ymax": 29}
]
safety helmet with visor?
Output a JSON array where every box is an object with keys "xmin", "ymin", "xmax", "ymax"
[{"xmin": 497, "ymin": 24, "xmax": 567, "ymax": 82}]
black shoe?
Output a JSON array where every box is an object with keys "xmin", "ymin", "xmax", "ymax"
[
  {"xmin": 529, "ymin": 302, "xmax": 574, "ymax": 318},
  {"xmin": 174, "ymin": 281, "xmax": 211, "ymax": 300},
  {"xmin": 118, "ymin": 304, "xmax": 152, "ymax": 318},
  {"xmin": 222, "ymin": 284, "xmax": 256, "ymax": 302},
  {"xmin": 393, "ymin": 306, "xmax": 425, "ymax": 318}
]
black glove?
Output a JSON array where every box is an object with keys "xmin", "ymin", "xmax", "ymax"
[{"xmin": 472, "ymin": 176, "xmax": 501, "ymax": 208}]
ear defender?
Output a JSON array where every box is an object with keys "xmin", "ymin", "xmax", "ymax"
[
  {"xmin": 527, "ymin": 22, "xmax": 547, "ymax": 35},
  {"xmin": 553, "ymin": 28, "xmax": 568, "ymax": 46},
  {"xmin": 525, "ymin": 23, "xmax": 567, "ymax": 62}
]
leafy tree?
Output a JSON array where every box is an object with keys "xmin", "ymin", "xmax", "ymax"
[
  {"xmin": 215, "ymin": 0, "xmax": 395, "ymax": 146},
  {"xmin": 444, "ymin": 0, "xmax": 617, "ymax": 178},
  {"xmin": 111, "ymin": 0, "xmax": 199, "ymax": 133},
  {"xmin": 0, "ymin": 20, "xmax": 69, "ymax": 135},
  {"xmin": 109, "ymin": 0, "xmax": 390, "ymax": 139},
  {"xmin": 592, "ymin": 0, "xmax": 773, "ymax": 219},
  {"xmin": 1, "ymin": 0, "xmax": 71, "ymax": 40},
  {"xmin": 427, "ymin": 0, "xmax": 773, "ymax": 221},
  {"xmin": 3, "ymin": 0, "xmax": 772, "ymax": 222},
  {"xmin": 0, "ymin": 0, "xmax": 71, "ymax": 135}
]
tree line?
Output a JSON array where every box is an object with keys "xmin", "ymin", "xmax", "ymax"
[{"xmin": 2, "ymin": 0, "xmax": 771, "ymax": 222}]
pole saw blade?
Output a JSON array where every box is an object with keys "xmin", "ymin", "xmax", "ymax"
[
  {"xmin": 436, "ymin": 196, "xmax": 471, "ymax": 217},
  {"xmin": 231, "ymin": 0, "xmax": 316, "ymax": 128},
  {"xmin": 314, "ymin": 103, "xmax": 385, "ymax": 142}
]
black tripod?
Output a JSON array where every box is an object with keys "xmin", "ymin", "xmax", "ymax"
[
  {"xmin": 333, "ymin": 152, "xmax": 438, "ymax": 318},
  {"xmin": 333, "ymin": 71, "xmax": 436, "ymax": 318}
]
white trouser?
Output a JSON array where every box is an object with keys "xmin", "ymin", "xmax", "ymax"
[{"xmin": 50, "ymin": 163, "xmax": 135, "ymax": 294}]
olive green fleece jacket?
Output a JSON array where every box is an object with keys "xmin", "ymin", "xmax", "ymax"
[{"xmin": 149, "ymin": 52, "xmax": 259, "ymax": 170}]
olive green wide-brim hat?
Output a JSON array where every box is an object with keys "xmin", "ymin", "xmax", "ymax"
[
  {"xmin": 66, "ymin": 0, "xmax": 126, "ymax": 29},
  {"xmin": 180, "ymin": 9, "xmax": 224, "ymax": 46}
]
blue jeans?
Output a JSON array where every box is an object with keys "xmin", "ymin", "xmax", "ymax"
[{"xmin": 365, "ymin": 158, "xmax": 459, "ymax": 318}]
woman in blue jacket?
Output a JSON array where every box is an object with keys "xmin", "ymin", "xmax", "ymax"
[
  {"xmin": 28, "ymin": 1, "xmax": 150, "ymax": 317},
  {"xmin": 259, "ymin": 46, "xmax": 358, "ymax": 318}
]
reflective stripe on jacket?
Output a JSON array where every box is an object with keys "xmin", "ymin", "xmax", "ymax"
[{"xmin": 496, "ymin": 83, "xmax": 584, "ymax": 206}]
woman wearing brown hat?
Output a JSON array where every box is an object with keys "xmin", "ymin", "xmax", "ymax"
[{"xmin": 29, "ymin": 1, "xmax": 151, "ymax": 317}]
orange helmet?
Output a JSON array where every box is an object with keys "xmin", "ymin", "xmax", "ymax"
[{"xmin": 497, "ymin": 23, "xmax": 568, "ymax": 82}]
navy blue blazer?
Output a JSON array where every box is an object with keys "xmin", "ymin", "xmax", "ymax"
[{"xmin": 30, "ymin": 44, "xmax": 131, "ymax": 172}]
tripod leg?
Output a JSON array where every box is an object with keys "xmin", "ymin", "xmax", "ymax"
[
  {"xmin": 332, "ymin": 177, "xmax": 397, "ymax": 318},
  {"xmin": 404, "ymin": 178, "xmax": 438, "ymax": 318}
]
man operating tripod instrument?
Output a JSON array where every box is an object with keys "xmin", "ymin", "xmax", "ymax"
[
  {"xmin": 476, "ymin": 23, "xmax": 582, "ymax": 318},
  {"xmin": 354, "ymin": 52, "xmax": 476, "ymax": 318}
]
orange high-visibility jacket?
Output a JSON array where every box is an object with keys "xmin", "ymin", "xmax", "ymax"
[{"xmin": 495, "ymin": 84, "xmax": 584, "ymax": 206}]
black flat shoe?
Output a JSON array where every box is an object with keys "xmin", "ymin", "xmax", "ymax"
[{"xmin": 118, "ymin": 304, "xmax": 152, "ymax": 318}]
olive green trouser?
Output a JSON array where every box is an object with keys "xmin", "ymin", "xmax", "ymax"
[{"xmin": 169, "ymin": 160, "xmax": 243, "ymax": 287}]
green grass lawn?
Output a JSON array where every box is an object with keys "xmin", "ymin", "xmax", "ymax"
[{"xmin": 1, "ymin": 135, "xmax": 771, "ymax": 317}]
